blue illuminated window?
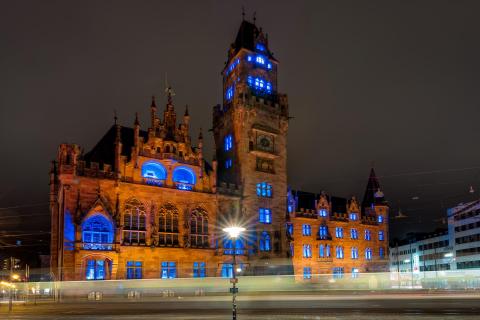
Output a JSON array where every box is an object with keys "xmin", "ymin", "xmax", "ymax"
[
  {"xmin": 225, "ymin": 159, "xmax": 232, "ymax": 169},
  {"xmin": 365, "ymin": 229, "xmax": 371, "ymax": 241},
  {"xmin": 351, "ymin": 247, "xmax": 359, "ymax": 259},
  {"xmin": 379, "ymin": 231, "xmax": 384, "ymax": 241},
  {"xmin": 286, "ymin": 223, "xmax": 293, "ymax": 236},
  {"xmin": 288, "ymin": 205, "xmax": 294, "ymax": 213},
  {"xmin": 349, "ymin": 213, "xmax": 358, "ymax": 221},
  {"xmin": 247, "ymin": 55, "xmax": 252, "ymax": 62},
  {"xmin": 259, "ymin": 208, "xmax": 272, "ymax": 224},
  {"xmin": 302, "ymin": 224, "xmax": 311, "ymax": 236},
  {"xmin": 221, "ymin": 263, "xmax": 233, "ymax": 278},
  {"xmin": 320, "ymin": 244, "xmax": 331, "ymax": 257},
  {"xmin": 226, "ymin": 86, "xmax": 234, "ymax": 101},
  {"xmin": 351, "ymin": 228, "xmax": 358, "ymax": 239},
  {"xmin": 379, "ymin": 247, "xmax": 385, "ymax": 259},
  {"xmin": 267, "ymin": 63, "xmax": 272, "ymax": 69},
  {"xmin": 224, "ymin": 134, "xmax": 233, "ymax": 151},
  {"xmin": 173, "ymin": 166, "xmax": 196, "ymax": 190},
  {"xmin": 303, "ymin": 267, "xmax": 312, "ymax": 279},
  {"xmin": 193, "ymin": 262, "xmax": 206, "ymax": 278},
  {"xmin": 256, "ymin": 43, "xmax": 266, "ymax": 51},
  {"xmin": 141, "ymin": 161, "xmax": 167, "ymax": 180},
  {"xmin": 82, "ymin": 215, "xmax": 114, "ymax": 250},
  {"xmin": 256, "ymin": 182, "xmax": 272, "ymax": 197},
  {"xmin": 333, "ymin": 267, "xmax": 344, "ymax": 279},
  {"xmin": 86, "ymin": 259, "xmax": 107, "ymax": 280},
  {"xmin": 223, "ymin": 238, "xmax": 244, "ymax": 255},
  {"xmin": 365, "ymin": 248, "xmax": 372, "ymax": 260},
  {"xmin": 335, "ymin": 246, "xmax": 344, "ymax": 259},
  {"xmin": 378, "ymin": 215, "xmax": 384, "ymax": 223},
  {"xmin": 247, "ymin": 76, "xmax": 272, "ymax": 93},
  {"xmin": 335, "ymin": 227, "xmax": 343, "ymax": 238},
  {"xmin": 64, "ymin": 212, "xmax": 75, "ymax": 251},
  {"xmin": 303, "ymin": 244, "xmax": 312, "ymax": 258},
  {"xmin": 319, "ymin": 209, "xmax": 328, "ymax": 217},
  {"xmin": 259, "ymin": 231, "xmax": 271, "ymax": 251},
  {"xmin": 161, "ymin": 261, "xmax": 176, "ymax": 279},
  {"xmin": 352, "ymin": 268, "xmax": 359, "ymax": 278},
  {"xmin": 319, "ymin": 226, "xmax": 328, "ymax": 239},
  {"xmin": 256, "ymin": 55, "xmax": 265, "ymax": 65},
  {"xmin": 126, "ymin": 261, "xmax": 142, "ymax": 279}
]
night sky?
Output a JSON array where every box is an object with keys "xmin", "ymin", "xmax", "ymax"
[{"xmin": 1, "ymin": 0, "xmax": 480, "ymax": 242}]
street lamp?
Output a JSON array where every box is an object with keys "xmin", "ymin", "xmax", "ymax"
[{"xmin": 223, "ymin": 226, "xmax": 246, "ymax": 320}]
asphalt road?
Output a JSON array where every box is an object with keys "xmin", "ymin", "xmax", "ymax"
[{"xmin": 2, "ymin": 293, "xmax": 480, "ymax": 319}]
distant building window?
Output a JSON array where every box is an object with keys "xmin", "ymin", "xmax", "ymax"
[
  {"xmin": 335, "ymin": 246, "xmax": 344, "ymax": 259},
  {"xmin": 226, "ymin": 86, "xmax": 234, "ymax": 101},
  {"xmin": 319, "ymin": 209, "xmax": 328, "ymax": 217},
  {"xmin": 351, "ymin": 247, "xmax": 359, "ymax": 259},
  {"xmin": 256, "ymin": 43, "xmax": 266, "ymax": 51},
  {"xmin": 161, "ymin": 261, "xmax": 176, "ymax": 279},
  {"xmin": 225, "ymin": 158, "xmax": 232, "ymax": 169},
  {"xmin": 256, "ymin": 182, "xmax": 272, "ymax": 197},
  {"xmin": 222, "ymin": 263, "xmax": 233, "ymax": 278},
  {"xmin": 379, "ymin": 231, "xmax": 385, "ymax": 241},
  {"xmin": 319, "ymin": 226, "xmax": 328, "ymax": 239},
  {"xmin": 378, "ymin": 215, "xmax": 384, "ymax": 223},
  {"xmin": 193, "ymin": 262, "xmax": 206, "ymax": 278},
  {"xmin": 303, "ymin": 244, "xmax": 312, "ymax": 258},
  {"xmin": 302, "ymin": 224, "xmax": 311, "ymax": 236},
  {"xmin": 126, "ymin": 261, "xmax": 142, "ymax": 279},
  {"xmin": 224, "ymin": 134, "xmax": 233, "ymax": 151},
  {"xmin": 335, "ymin": 227, "xmax": 343, "ymax": 238},
  {"xmin": 350, "ymin": 228, "xmax": 358, "ymax": 240},
  {"xmin": 303, "ymin": 267, "xmax": 312, "ymax": 279},
  {"xmin": 259, "ymin": 231, "xmax": 271, "ymax": 251},
  {"xmin": 365, "ymin": 229, "xmax": 371, "ymax": 241},
  {"xmin": 365, "ymin": 248, "xmax": 372, "ymax": 260},
  {"xmin": 333, "ymin": 267, "xmax": 344, "ymax": 279},
  {"xmin": 352, "ymin": 268, "xmax": 359, "ymax": 278},
  {"xmin": 259, "ymin": 208, "xmax": 272, "ymax": 224},
  {"xmin": 349, "ymin": 213, "xmax": 358, "ymax": 221},
  {"xmin": 141, "ymin": 161, "xmax": 167, "ymax": 181}
]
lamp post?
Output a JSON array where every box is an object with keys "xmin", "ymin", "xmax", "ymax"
[{"xmin": 223, "ymin": 226, "xmax": 245, "ymax": 320}]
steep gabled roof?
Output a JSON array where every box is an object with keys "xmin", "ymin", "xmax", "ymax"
[
  {"xmin": 361, "ymin": 168, "xmax": 387, "ymax": 210},
  {"xmin": 232, "ymin": 20, "xmax": 276, "ymax": 61}
]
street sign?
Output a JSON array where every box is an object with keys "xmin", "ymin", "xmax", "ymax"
[
  {"xmin": 230, "ymin": 278, "xmax": 238, "ymax": 284},
  {"xmin": 229, "ymin": 287, "xmax": 238, "ymax": 294}
]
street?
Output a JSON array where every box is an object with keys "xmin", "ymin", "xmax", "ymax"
[{"xmin": 2, "ymin": 293, "xmax": 480, "ymax": 319}]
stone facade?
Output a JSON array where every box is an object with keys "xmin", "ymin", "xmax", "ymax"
[{"xmin": 50, "ymin": 19, "xmax": 389, "ymax": 281}]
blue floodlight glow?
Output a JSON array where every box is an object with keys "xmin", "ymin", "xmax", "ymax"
[
  {"xmin": 141, "ymin": 161, "xmax": 167, "ymax": 180},
  {"xmin": 256, "ymin": 43, "xmax": 266, "ymax": 51},
  {"xmin": 247, "ymin": 75, "xmax": 272, "ymax": 94},
  {"xmin": 172, "ymin": 166, "xmax": 196, "ymax": 190},
  {"xmin": 226, "ymin": 86, "xmax": 234, "ymax": 101}
]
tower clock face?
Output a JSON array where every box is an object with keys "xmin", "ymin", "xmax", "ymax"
[{"xmin": 256, "ymin": 134, "xmax": 274, "ymax": 152}]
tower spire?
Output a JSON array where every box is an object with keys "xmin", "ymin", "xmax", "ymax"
[{"xmin": 362, "ymin": 167, "xmax": 386, "ymax": 210}]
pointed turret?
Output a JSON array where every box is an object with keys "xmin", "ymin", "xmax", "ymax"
[
  {"xmin": 114, "ymin": 118, "xmax": 122, "ymax": 179},
  {"xmin": 150, "ymin": 95, "xmax": 157, "ymax": 129},
  {"xmin": 183, "ymin": 104, "xmax": 190, "ymax": 127},
  {"xmin": 361, "ymin": 167, "xmax": 386, "ymax": 210},
  {"xmin": 162, "ymin": 86, "xmax": 177, "ymax": 140}
]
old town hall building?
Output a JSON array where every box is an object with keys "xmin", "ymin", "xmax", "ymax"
[{"xmin": 50, "ymin": 19, "xmax": 389, "ymax": 281}]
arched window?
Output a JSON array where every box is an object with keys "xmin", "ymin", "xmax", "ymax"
[
  {"xmin": 190, "ymin": 208, "xmax": 209, "ymax": 248},
  {"xmin": 82, "ymin": 215, "xmax": 114, "ymax": 250},
  {"xmin": 141, "ymin": 161, "xmax": 167, "ymax": 180},
  {"xmin": 259, "ymin": 231, "xmax": 271, "ymax": 252},
  {"xmin": 158, "ymin": 204, "xmax": 179, "ymax": 246},
  {"xmin": 123, "ymin": 199, "xmax": 146, "ymax": 245},
  {"xmin": 172, "ymin": 166, "xmax": 196, "ymax": 190}
]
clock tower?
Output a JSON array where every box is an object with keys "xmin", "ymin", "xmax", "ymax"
[{"xmin": 213, "ymin": 18, "xmax": 290, "ymax": 268}]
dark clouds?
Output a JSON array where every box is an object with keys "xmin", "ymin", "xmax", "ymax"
[{"xmin": 1, "ymin": 0, "xmax": 480, "ymax": 239}]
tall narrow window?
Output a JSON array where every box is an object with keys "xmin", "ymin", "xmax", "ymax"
[
  {"xmin": 160, "ymin": 261, "xmax": 176, "ymax": 279},
  {"xmin": 126, "ymin": 261, "xmax": 142, "ymax": 279},
  {"xmin": 224, "ymin": 134, "xmax": 233, "ymax": 151},
  {"xmin": 319, "ymin": 225, "xmax": 328, "ymax": 239},
  {"xmin": 225, "ymin": 158, "xmax": 232, "ymax": 169},
  {"xmin": 333, "ymin": 267, "xmax": 344, "ymax": 279},
  {"xmin": 351, "ymin": 247, "xmax": 359, "ymax": 259},
  {"xmin": 319, "ymin": 244, "xmax": 325, "ymax": 258},
  {"xmin": 351, "ymin": 228, "xmax": 358, "ymax": 239},
  {"xmin": 193, "ymin": 262, "xmax": 206, "ymax": 278},
  {"xmin": 378, "ymin": 215, "xmax": 384, "ymax": 223},
  {"xmin": 326, "ymin": 244, "xmax": 331, "ymax": 257},
  {"xmin": 259, "ymin": 208, "xmax": 272, "ymax": 224},
  {"xmin": 335, "ymin": 246, "xmax": 344, "ymax": 259},
  {"xmin": 158, "ymin": 204, "xmax": 179, "ymax": 246},
  {"xmin": 303, "ymin": 244, "xmax": 312, "ymax": 258},
  {"xmin": 365, "ymin": 229, "xmax": 371, "ymax": 241},
  {"xmin": 221, "ymin": 263, "xmax": 233, "ymax": 278},
  {"xmin": 286, "ymin": 223, "xmax": 293, "ymax": 236},
  {"xmin": 190, "ymin": 208, "xmax": 209, "ymax": 248},
  {"xmin": 379, "ymin": 247, "xmax": 385, "ymax": 259},
  {"xmin": 378, "ymin": 231, "xmax": 384, "ymax": 241},
  {"xmin": 318, "ymin": 209, "xmax": 328, "ymax": 217},
  {"xmin": 123, "ymin": 199, "xmax": 146, "ymax": 245},
  {"xmin": 256, "ymin": 182, "xmax": 272, "ymax": 197},
  {"xmin": 259, "ymin": 231, "xmax": 271, "ymax": 251},
  {"xmin": 352, "ymin": 268, "xmax": 359, "ymax": 278},
  {"xmin": 349, "ymin": 213, "xmax": 358, "ymax": 221},
  {"xmin": 365, "ymin": 248, "xmax": 373, "ymax": 260},
  {"xmin": 303, "ymin": 267, "xmax": 312, "ymax": 279},
  {"xmin": 302, "ymin": 224, "xmax": 311, "ymax": 236},
  {"xmin": 335, "ymin": 227, "xmax": 343, "ymax": 238}
]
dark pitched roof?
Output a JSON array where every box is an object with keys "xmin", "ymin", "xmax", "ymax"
[
  {"xmin": 290, "ymin": 190, "xmax": 348, "ymax": 214},
  {"xmin": 361, "ymin": 168, "xmax": 387, "ymax": 209},
  {"xmin": 330, "ymin": 196, "xmax": 347, "ymax": 214},
  {"xmin": 233, "ymin": 20, "xmax": 276, "ymax": 60},
  {"xmin": 83, "ymin": 125, "xmax": 148, "ymax": 165}
]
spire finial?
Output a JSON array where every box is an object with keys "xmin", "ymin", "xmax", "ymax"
[
  {"xmin": 114, "ymin": 109, "xmax": 118, "ymax": 125},
  {"xmin": 164, "ymin": 72, "xmax": 175, "ymax": 105},
  {"xmin": 198, "ymin": 127, "xmax": 203, "ymax": 140},
  {"xmin": 134, "ymin": 112, "xmax": 139, "ymax": 126},
  {"xmin": 184, "ymin": 104, "xmax": 189, "ymax": 117},
  {"xmin": 253, "ymin": 11, "xmax": 256, "ymax": 25},
  {"xmin": 242, "ymin": 6, "xmax": 245, "ymax": 21},
  {"xmin": 151, "ymin": 95, "xmax": 156, "ymax": 108}
]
